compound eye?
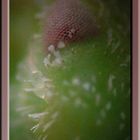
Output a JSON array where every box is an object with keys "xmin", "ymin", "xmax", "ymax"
[{"xmin": 43, "ymin": 0, "xmax": 99, "ymax": 50}]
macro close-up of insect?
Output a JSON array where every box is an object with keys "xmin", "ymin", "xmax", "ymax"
[{"xmin": 10, "ymin": 0, "xmax": 131, "ymax": 140}]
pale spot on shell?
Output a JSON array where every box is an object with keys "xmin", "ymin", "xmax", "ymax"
[
  {"xmin": 53, "ymin": 51, "xmax": 61, "ymax": 58},
  {"xmin": 32, "ymin": 70, "xmax": 40, "ymax": 74},
  {"xmin": 83, "ymin": 82, "xmax": 91, "ymax": 91},
  {"xmin": 52, "ymin": 57, "xmax": 62, "ymax": 65},
  {"xmin": 108, "ymin": 74, "xmax": 116, "ymax": 91},
  {"xmin": 41, "ymin": 95, "xmax": 46, "ymax": 99},
  {"xmin": 43, "ymin": 57, "xmax": 51, "ymax": 67},
  {"xmin": 105, "ymin": 102, "xmax": 112, "ymax": 111},
  {"xmin": 72, "ymin": 78, "xmax": 80, "ymax": 86},
  {"xmin": 48, "ymin": 45, "xmax": 55, "ymax": 53},
  {"xmin": 57, "ymin": 41, "xmax": 65, "ymax": 49}
]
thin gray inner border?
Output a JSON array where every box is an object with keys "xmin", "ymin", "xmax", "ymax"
[
  {"xmin": 138, "ymin": 0, "xmax": 140, "ymax": 139},
  {"xmin": 133, "ymin": 0, "xmax": 138, "ymax": 140},
  {"xmin": 2, "ymin": 0, "xmax": 138, "ymax": 140},
  {"xmin": 2, "ymin": 0, "xmax": 9, "ymax": 140}
]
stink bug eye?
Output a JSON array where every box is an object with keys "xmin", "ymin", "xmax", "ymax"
[{"xmin": 43, "ymin": 0, "xmax": 99, "ymax": 50}]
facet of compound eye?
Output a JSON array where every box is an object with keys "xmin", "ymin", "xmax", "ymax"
[{"xmin": 43, "ymin": 0, "xmax": 99, "ymax": 49}]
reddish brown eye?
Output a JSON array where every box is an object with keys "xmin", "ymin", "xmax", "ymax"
[{"xmin": 43, "ymin": 0, "xmax": 99, "ymax": 49}]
